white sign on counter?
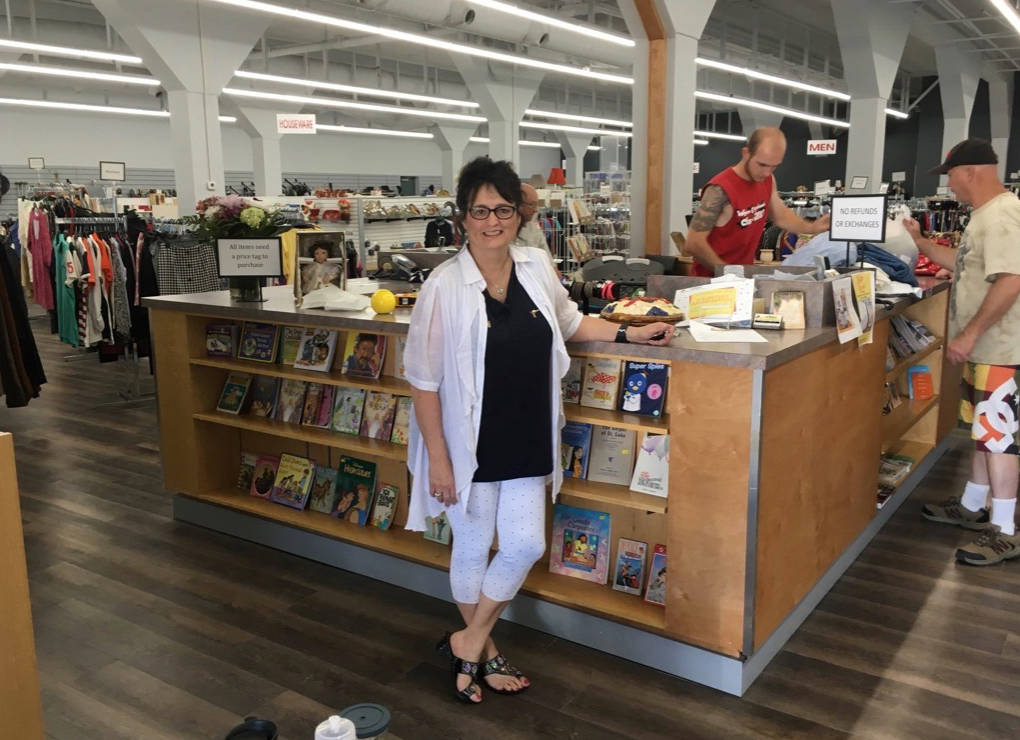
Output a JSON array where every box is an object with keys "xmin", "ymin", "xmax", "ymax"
[
  {"xmin": 829, "ymin": 194, "xmax": 888, "ymax": 243},
  {"xmin": 217, "ymin": 237, "xmax": 284, "ymax": 277},
  {"xmin": 277, "ymin": 113, "xmax": 316, "ymax": 134}
]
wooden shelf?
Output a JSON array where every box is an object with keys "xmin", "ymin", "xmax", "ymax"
[
  {"xmin": 564, "ymin": 404, "xmax": 669, "ymax": 435},
  {"xmin": 193, "ymin": 412, "xmax": 409, "ymax": 461},
  {"xmin": 522, "ymin": 568, "xmax": 666, "ymax": 632},
  {"xmin": 191, "ymin": 356, "xmax": 412, "ymax": 396},
  {"xmin": 182, "ymin": 487, "xmax": 667, "ymax": 633},
  {"xmin": 882, "ymin": 439, "xmax": 936, "ymax": 491},
  {"xmin": 881, "ymin": 395, "xmax": 939, "ymax": 448},
  {"xmin": 885, "ymin": 340, "xmax": 943, "ymax": 382},
  {"xmin": 558, "ymin": 477, "xmax": 667, "ymax": 514}
]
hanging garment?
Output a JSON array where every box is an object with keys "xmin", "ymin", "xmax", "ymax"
[
  {"xmin": 0, "ymin": 244, "xmax": 46, "ymax": 406},
  {"xmin": 154, "ymin": 240, "xmax": 220, "ymax": 295},
  {"xmin": 107, "ymin": 236, "xmax": 132, "ymax": 342},
  {"xmin": 53, "ymin": 234, "xmax": 80, "ymax": 347},
  {"xmin": 27, "ymin": 207, "xmax": 54, "ymax": 310}
]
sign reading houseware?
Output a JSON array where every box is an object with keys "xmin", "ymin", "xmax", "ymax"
[
  {"xmin": 216, "ymin": 237, "xmax": 284, "ymax": 277},
  {"xmin": 828, "ymin": 194, "xmax": 888, "ymax": 243},
  {"xmin": 807, "ymin": 139, "xmax": 837, "ymax": 156},
  {"xmin": 277, "ymin": 113, "xmax": 316, "ymax": 134}
]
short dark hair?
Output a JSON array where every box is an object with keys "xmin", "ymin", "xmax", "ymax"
[
  {"xmin": 355, "ymin": 333, "xmax": 377, "ymax": 347},
  {"xmin": 455, "ymin": 156, "xmax": 523, "ymax": 230}
]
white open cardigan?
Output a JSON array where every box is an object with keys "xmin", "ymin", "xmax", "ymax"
[{"xmin": 403, "ymin": 246, "xmax": 583, "ymax": 531}]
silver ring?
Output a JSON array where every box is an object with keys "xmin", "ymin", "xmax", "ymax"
[{"xmin": 432, "ymin": 490, "xmax": 442, "ymax": 498}]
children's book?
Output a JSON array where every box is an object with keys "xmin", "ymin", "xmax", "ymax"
[
  {"xmin": 587, "ymin": 426, "xmax": 636, "ymax": 486},
  {"xmin": 549, "ymin": 504, "xmax": 611, "ymax": 584},
  {"xmin": 612, "ymin": 538, "xmax": 647, "ymax": 595},
  {"xmin": 237, "ymin": 451, "xmax": 258, "ymax": 492},
  {"xmin": 206, "ymin": 323, "xmax": 238, "ymax": 357},
  {"xmin": 331, "ymin": 387, "xmax": 366, "ymax": 435},
  {"xmin": 278, "ymin": 326, "xmax": 304, "ymax": 365},
  {"xmin": 560, "ymin": 422, "xmax": 593, "ymax": 479},
  {"xmin": 300, "ymin": 383, "xmax": 324, "ymax": 427},
  {"xmin": 644, "ymin": 544, "xmax": 668, "ymax": 606},
  {"xmin": 562, "ymin": 357, "xmax": 583, "ymax": 404},
  {"xmin": 619, "ymin": 361, "xmax": 669, "ymax": 416},
  {"xmin": 333, "ymin": 456, "xmax": 378, "ymax": 526},
  {"xmin": 275, "ymin": 379, "xmax": 308, "ymax": 424},
  {"xmin": 294, "ymin": 328, "xmax": 339, "ymax": 372},
  {"xmin": 424, "ymin": 512, "xmax": 451, "ymax": 545},
  {"xmin": 370, "ymin": 482, "xmax": 399, "ymax": 530},
  {"xmin": 308, "ymin": 466, "xmax": 340, "ymax": 515},
  {"xmin": 360, "ymin": 391, "xmax": 397, "ymax": 441},
  {"xmin": 630, "ymin": 434, "xmax": 669, "ymax": 497},
  {"xmin": 394, "ymin": 336, "xmax": 408, "ymax": 380},
  {"xmin": 237, "ymin": 322, "xmax": 280, "ymax": 363},
  {"xmin": 248, "ymin": 376, "xmax": 281, "ymax": 418},
  {"xmin": 389, "ymin": 396, "xmax": 412, "ymax": 445},
  {"xmin": 580, "ymin": 358, "xmax": 622, "ymax": 410},
  {"xmin": 341, "ymin": 332, "xmax": 387, "ymax": 379},
  {"xmin": 216, "ymin": 372, "xmax": 252, "ymax": 415},
  {"xmin": 307, "ymin": 383, "xmax": 335, "ymax": 429},
  {"xmin": 250, "ymin": 455, "xmax": 280, "ymax": 499},
  {"xmin": 907, "ymin": 365, "xmax": 935, "ymax": 400},
  {"xmin": 270, "ymin": 453, "xmax": 315, "ymax": 509}
]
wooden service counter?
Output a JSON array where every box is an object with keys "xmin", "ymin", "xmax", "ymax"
[{"xmin": 144, "ymin": 278, "xmax": 956, "ymax": 696}]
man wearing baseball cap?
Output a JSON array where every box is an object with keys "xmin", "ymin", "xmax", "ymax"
[{"xmin": 903, "ymin": 138, "xmax": 1020, "ymax": 565}]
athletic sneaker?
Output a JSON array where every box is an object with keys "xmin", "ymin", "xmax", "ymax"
[
  {"xmin": 921, "ymin": 496, "xmax": 989, "ymax": 530},
  {"xmin": 955, "ymin": 525, "xmax": 1020, "ymax": 566}
]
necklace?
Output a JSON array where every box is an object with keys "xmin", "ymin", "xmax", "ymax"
[{"xmin": 483, "ymin": 256, "xmax": 512, "ymax": 297}]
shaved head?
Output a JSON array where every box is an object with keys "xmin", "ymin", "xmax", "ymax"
[
  {"xmin": 739, "ymin": 127, "xmax": 787, "ymax": 183},
  {"xmin": 747, "ymin": 127, "xmax": 786, "ymax": 155},
  {"xmin": 520, "ymin": 183, "xmax": 539, "ymax": 221}
]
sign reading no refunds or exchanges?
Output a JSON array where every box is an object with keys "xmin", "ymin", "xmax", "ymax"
[
  {"xmin": 277, "ymin": 113, "xmax": 316, "ymax": 134},
  {"xmin": 216, "ymin": 238, "xmax": 284, "ymax": 278},
  {"xmin": 829, "ymin": 194, "xmax": 888, "ymax": 243}
]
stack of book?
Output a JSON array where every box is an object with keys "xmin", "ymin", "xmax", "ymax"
[{"xmin": 888, "ymin": 315, "xmax": 937, "ymax": 361}]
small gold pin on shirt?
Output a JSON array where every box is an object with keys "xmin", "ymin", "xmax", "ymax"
[{"xmin": 530, "ymin": 309, "xmax": 540, "ymax": 318}]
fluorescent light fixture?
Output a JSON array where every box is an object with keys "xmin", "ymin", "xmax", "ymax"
[
  {"xmin": 519, "ymin": 120, "xmax": 631, "ymax": 137},
  {"xmin": 519, "ymin": 140, "xmax": 562, "ymax": 148},
  {"xmin": 694, "ymin": 129, "xmax": 746, "ymax": 142},
  {"xmin": 208, "ymin": 0, "xmax": 632, "ymax": 84},
  {"xmin": 884, "ymin": 107, "xmax": 910, "ymax": 120},
  {"xmin": 235, "ymin": 70, "xmax": 479, "ymax": 108},
  {"xmin": 525, "ymin": 108, "xmax": 631, "ymax": 128},
  {"xmin": 219, "ymin": 115, "xmax": 238, "ymax": 123},
  {"xmin": 315, "ymin": 123, "xmax": 434, "ymax": 139},
  {"xmin": 223, "ymin": 87, "xmax": 486, "ymax": 122},
  {"xmin": 0, "ymin": 39, "xmax": 142, "ymax": 64},
  {"xmin": 587, "ymin": 145, "xmax": 602, "ymax": 151},
  {"xmin": 0, "ymin": 95, "xmax": 169, "ymax": 117},
  {"xmin": 696, "ymin": 57, "xmax": 850, "ymax": 101},
  {"xmin": 989, "ymin": 0, "xmax": 1020, "ymax": 35},
  {"xmin": 465, "ymin": 0, "xmax": 634, "ymax": 47},
  {"xmin": 695, "ymin": 90, "xmax": 850, "ymax": 128},
  {"xmin": 0, "ymin": 61, "xmax": 159, "ymax": 86},
  {"xmin": 694, "ymin": 139, "xmax": 710, "ymax": 146},
  {"xmin": 470, "ymin": 136, "xmax": 490, "ymax": 143}
]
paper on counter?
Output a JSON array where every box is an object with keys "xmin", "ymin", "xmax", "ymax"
[{"xmin": 687, "ymin": 320, "xmax": 768, "ymax": 343}]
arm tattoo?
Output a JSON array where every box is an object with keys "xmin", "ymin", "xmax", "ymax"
[{"xmin": 690, "ymin": 185, "xmax": 729, "ymax": 232}]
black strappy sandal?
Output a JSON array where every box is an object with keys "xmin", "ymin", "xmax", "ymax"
[
  {"xmin": 480, "ymin": 653, "xmax": 530, "ymax": 695},
  {"xmin": 436, "ymin": 632, "xmax": 483, "ymax": 704}
]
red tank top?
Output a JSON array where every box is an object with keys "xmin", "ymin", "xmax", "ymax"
[{"xmin": 691, "ymin": 168, "xmax": 773, "ymax": 277}]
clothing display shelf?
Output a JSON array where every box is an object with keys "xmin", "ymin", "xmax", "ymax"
[{"xmin": 145, "ymin": 281, "xmax": 958, "ymax": 696}]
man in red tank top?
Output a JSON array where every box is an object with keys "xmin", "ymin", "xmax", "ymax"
[{"xmin": 686, "ymin": 127, "xmax": 830, "ymax": 277}]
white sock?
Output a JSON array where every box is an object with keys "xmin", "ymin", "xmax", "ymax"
[
  {"xmin": 961, "ymin": 481, "xmax": 990, "ymax": 512},
  {"xmin": 990, "ymin": 498, "xmax": 1016, "ymax": 536}
]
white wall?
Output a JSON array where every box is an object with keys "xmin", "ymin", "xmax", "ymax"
[{"xmin": 1, "ymin": 108, "xmax": 562, "ymax": 185}]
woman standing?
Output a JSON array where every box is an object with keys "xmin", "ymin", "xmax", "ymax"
[{"xmin": 404, "ymin": 157, "xmax": 674, "ymax": 705}]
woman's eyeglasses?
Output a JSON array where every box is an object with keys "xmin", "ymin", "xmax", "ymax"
[{"xmin": 467, "ymin": 205, "xmax": 518, "ymax": 220}]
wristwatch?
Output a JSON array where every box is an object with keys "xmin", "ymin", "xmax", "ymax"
[{"xmin": 615, "ymin": 322, "xmax": 630, "ymax": 344}]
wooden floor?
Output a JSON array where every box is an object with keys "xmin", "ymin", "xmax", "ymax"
[{"xmin": 2, "ymin": 318, "xmax": 1019, "ymax": 740}]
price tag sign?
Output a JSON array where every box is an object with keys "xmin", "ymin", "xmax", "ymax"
[
  {"xmin": 216, "ymin": 237, "xmax": 284, "ymax": 277},
  {"xmin": 829, "ymin": 194, "xmax": 888, "ymax": 243}
]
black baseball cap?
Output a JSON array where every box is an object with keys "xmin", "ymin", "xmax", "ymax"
[{"xmin": 928, "ymin": 138, "xmax": 998, "ymax": 175}]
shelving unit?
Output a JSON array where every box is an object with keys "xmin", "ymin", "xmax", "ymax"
[
  {"xmin": 563, "ymin": 405, "xmax": 669, "ymax": 435},
  {"xmin": 190, "ymin": 356, "xmax": 412, "ymax": 395},
  {"xmin": 885, "ymin": 339, "xmax": 943, "ymax": 382},
  {"xmin": 881, "ymin": 396, "xmax": 940, "ymax": 450},
  {"xmin": 559, "ymin": 477, "xmax": 667, "ymax": 514}
]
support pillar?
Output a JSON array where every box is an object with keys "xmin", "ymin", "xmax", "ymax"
[
  {"xmin": 831, "ymin": 0, "xmax": 916, "ymax": 194},
  {"xmin": 452, "ymin": 58, "xmax": 542, "ymax": 171},
  {"xmin": 232, "ymin": 105, "xmax": 292, "ymax": 196},
  {"xmin": 988, "ymin": 76, "xmax": 1012, "ymax": 182},
  {"xmin": 92, "ymin": 0, "xmax": 269, "ymax": 213},
  {"xmin": 556, "ymin": 132, "xmax": 596, "ymax": 186},
  {"xmin": 621, "ymin": 0, "xmax": 715, "ymax": 256},
  {"xmin": 935, "ymin": 44, "xmax": 980, "ymax": 184},
  {"xmin": 431, "ymin": 122, "xmax": 480, "ymax": 192}
]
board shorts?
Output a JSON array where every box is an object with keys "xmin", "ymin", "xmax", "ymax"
[{"xmin": 960, "ymin": 362, "xmax": 1020, "ymax": 455}]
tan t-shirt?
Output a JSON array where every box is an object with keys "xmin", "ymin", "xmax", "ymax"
[{"xmin": 949, "ymin": 191, "xmax": 1020, "ymax": 365}]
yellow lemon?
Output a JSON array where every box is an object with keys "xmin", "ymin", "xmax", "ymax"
[{"xmin": 371, "ymin": 289, "xmax": 397, "ymax": 314}]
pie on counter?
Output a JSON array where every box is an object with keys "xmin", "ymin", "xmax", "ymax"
[{"xmin": 600, "ymin": 297, "xmax": 686, "ymax": 324}]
